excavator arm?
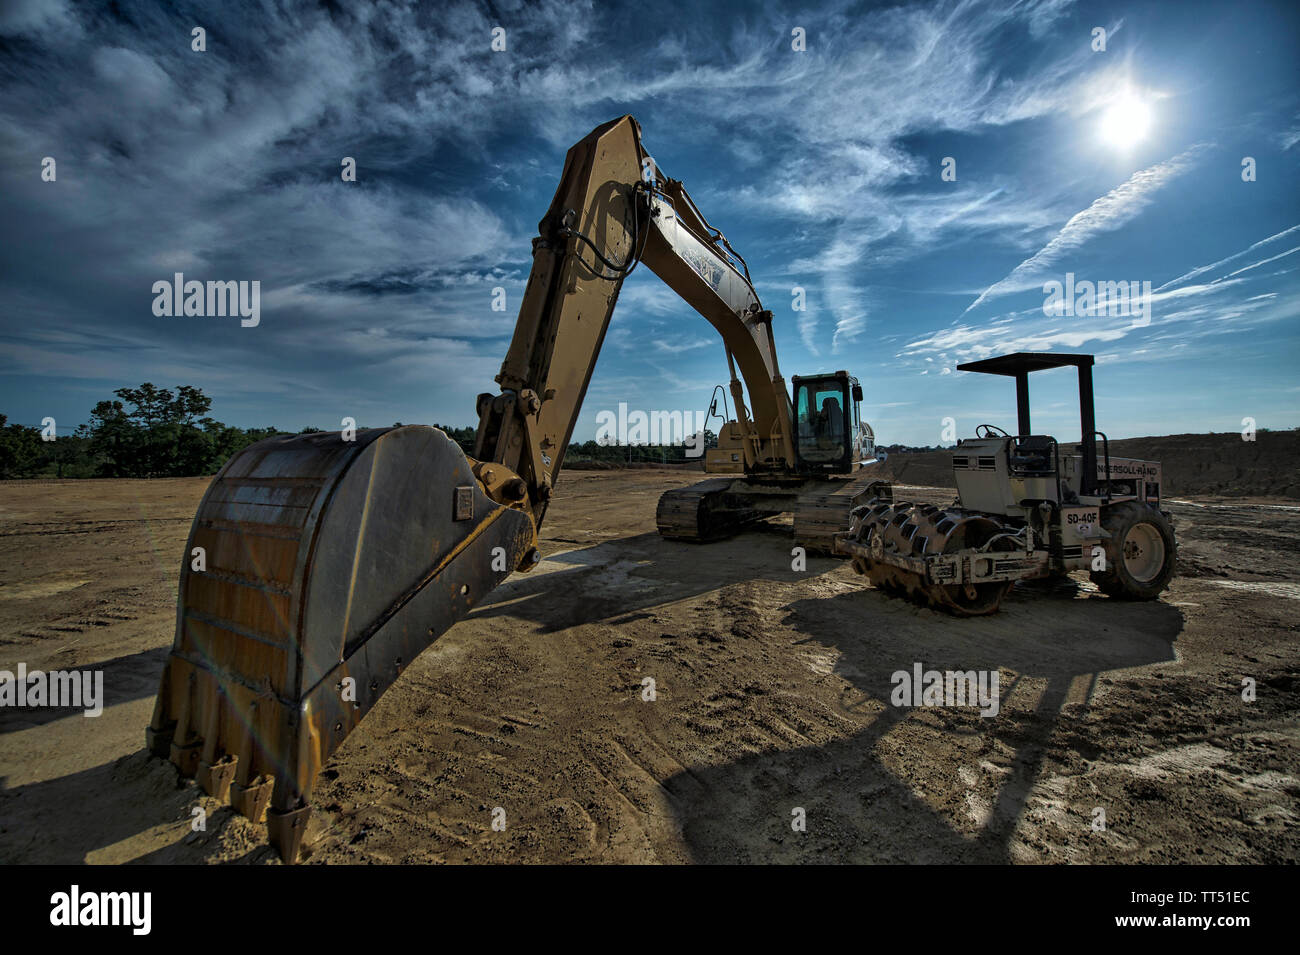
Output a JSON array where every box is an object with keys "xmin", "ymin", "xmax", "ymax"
[
  {"xmin": 473, "ymin": 115, "xmax": 796, "ymax": 530},
  {"xmin": 146, "ymin": 116, "xmax": 799, "ymax": 861}
]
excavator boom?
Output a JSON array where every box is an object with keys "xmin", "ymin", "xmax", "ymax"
[{"xmin": 475, "ymin": 115, "xmax": 796, "ymax": 522}]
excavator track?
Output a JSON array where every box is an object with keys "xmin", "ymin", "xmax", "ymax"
[
  {"xmin": 656, "ymin": 478, "xmax": 779, "ymax": 542},
  {"xmin": 840, "ymin": 497, "xmax": 1017, "ymax": 616},
  {"xmin": 792, "ymin": 473, "xmax": 892, "ymax": 554},
  {"xmin": 657, "ymin": 472, "xmax": 892, "ymax": 549}
]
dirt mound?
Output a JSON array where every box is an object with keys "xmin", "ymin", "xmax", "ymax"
[
  {"xmin": 1108, "ymin": 431, "xmax": 1300, "ymax": 499},
  {"xmin": 878, "ymin": 430, "xmax": 1300, "ymax": 499},
  {"xmin": 875, "ymin": 450, "xmax": 956, "ymax": 490}
]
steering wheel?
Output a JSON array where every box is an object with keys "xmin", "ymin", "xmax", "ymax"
[{"xmin": 975, "ymin": 424, "xmax": 1010, "ymax": 439}]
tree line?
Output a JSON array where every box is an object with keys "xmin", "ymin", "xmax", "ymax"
[
  {"xmin": 0, "ymin": 383, "xmax": 483, "ymax": 479},
  {"xmin": 0, "ymin": 383, "xmax": 708, "ymax": 479}
]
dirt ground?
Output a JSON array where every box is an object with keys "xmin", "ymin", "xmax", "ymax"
[{"xmin": 0, "ymin": 470, "xmax": 1296, "ymax": 864}]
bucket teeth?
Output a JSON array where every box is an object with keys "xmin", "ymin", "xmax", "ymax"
[
  {"xmin": 145, "ymin": 723, "xmax": 173, "ymax": 759},
  {"xmin": 267, "ymin": 803, "xmax": 312, "ymax": 863},
  {"xmin": 168, "ymin": 738, "xmax": 202, "ymax": 778},
  {"xmin": 230, "ymin": 777, "xmax": 273, "ymax": 824},
  {"xmin": 196, "ymin": 756, "xmax": 237, "ymax": 802}
]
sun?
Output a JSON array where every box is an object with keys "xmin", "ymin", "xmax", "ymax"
[{"xmin": 1099, "ymin": 93, "xmax": 1154, "ymax": 149}]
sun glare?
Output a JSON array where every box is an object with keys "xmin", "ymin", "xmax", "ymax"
[{"xmin": 1099, "ymin": 93, "xmax": 1154, "ymax": 149}]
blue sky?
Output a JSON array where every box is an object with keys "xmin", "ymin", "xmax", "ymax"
[{"xmin": 1, "ymin": 0, "xmax": 1297, "ymax": 447}]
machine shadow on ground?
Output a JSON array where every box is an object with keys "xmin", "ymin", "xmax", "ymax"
[
  {"xmin": 665, "ymin": 588, "xmax": 1183, "ymax": 863},
  {"xmin": 468, "ymin": 522, "xmax": 830, "ymax": 631},
  {"xmin": 470, "ymin": 521, "xmax": 1185, "ymax": 862},
  {"xmin": 0, "ymin": 646, "xmax": 166, "ymax": 734}
]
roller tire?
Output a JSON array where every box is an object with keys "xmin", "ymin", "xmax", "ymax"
[{"xmin": 1089, "ymin": 502, "xmax": 1177, "ymax": 600}]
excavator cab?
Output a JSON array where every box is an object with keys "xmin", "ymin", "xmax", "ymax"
[{"xmin": 792, "ymin": 371, "xmax": 868, "ymax": 473}]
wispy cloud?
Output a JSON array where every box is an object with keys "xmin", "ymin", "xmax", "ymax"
[
  {"xmin": 1155, "ymin": 224, "xmax": 1300, "ymax": 291},
  {"xmin": 1225, "ymin": 246, "xmax": 1300, "ymax": 277},
  {"xmin": 963, "ymin": 144, "xmax": 1212, "ymax": 313}
]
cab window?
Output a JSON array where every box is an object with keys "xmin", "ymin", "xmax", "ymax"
[{"xmin": 796, "ymin": 383, "xmax": 848, "ymax": 463}]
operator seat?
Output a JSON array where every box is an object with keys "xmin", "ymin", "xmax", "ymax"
[
  {"xmin": 821, "ymin": 396, "xmax": 844, "ymax": 443},
  {"xmin": 1009, "ymin": 435, "xmax": 1056, "ymax": 475}
]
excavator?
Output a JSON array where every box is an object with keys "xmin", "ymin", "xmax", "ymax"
[{"xmin": 146, "ymin": 115, "xmax": 887, "ymax": 861}]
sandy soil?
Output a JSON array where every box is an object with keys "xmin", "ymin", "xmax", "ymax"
[{"xmin": 0, "ymin": 471, "xmax": 1296, "ymax": 864}]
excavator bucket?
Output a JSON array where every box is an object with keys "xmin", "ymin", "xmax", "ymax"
[{"xmin": 146, "ymin": 426, "xmax": 536, "ymax": 861}]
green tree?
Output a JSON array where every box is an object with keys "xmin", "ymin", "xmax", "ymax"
[
  {"xmin": 434, "ymin": 424, "xmax": 476, "ymax": 454},
  {"xmin": 0, "ymin": 415, "xmax": 44, "ymax": 478},
  {"xmin": 85, "ymin": 399, "xmax": 140, "ymax": 476}
]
